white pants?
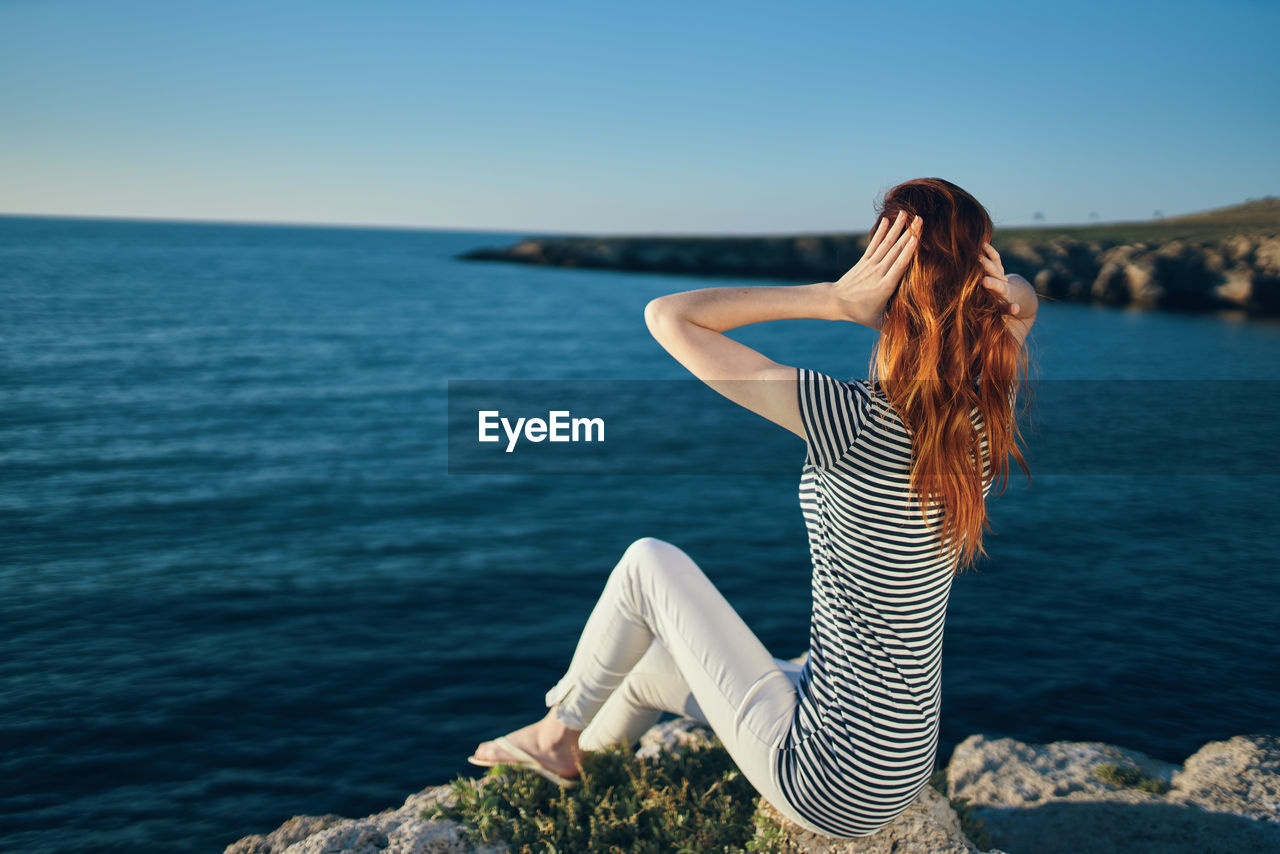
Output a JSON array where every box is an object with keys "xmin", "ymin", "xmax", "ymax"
[{"xmin": 543, "ymin": 536, "xmax": 832, "ymax": 837}]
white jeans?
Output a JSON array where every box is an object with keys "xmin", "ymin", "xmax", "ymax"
[{"xmin": 543, "ymin": 536, "xmax": 833, "ymax": 837}]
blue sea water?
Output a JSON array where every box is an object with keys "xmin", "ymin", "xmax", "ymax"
[{"xmin": 1, "ymin": 216, "xmax": 1278, "ymax": 854}]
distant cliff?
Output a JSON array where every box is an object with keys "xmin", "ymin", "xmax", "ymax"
[{"xmin": 459, "ymin": 197, "xmax": 1280, "ymax": 317}]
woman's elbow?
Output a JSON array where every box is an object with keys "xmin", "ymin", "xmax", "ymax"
[{"xmin": 644, "ymin": 297, "xmax": 672, "ymax": 334}]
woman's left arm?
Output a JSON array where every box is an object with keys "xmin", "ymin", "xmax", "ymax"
[
  {"xmin": 644, "ymin": 283, "xmax": 842, "ymax": 440},
  {"xmin": 644, "ymin": 210, "xmax": 920, "ymax": 440}
]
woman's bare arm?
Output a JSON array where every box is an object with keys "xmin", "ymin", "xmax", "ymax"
[
  {"xmin": 645, "ymin": 211, "xmax": 920, "ymax": 439},
  {"xmin": 644, "ymin": 283, "xmax": 841, "ymax": 439}
]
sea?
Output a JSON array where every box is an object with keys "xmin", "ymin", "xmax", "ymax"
[{"xmin": 1, "ymin": 216, "xmax": 1278, "ymax": 854}]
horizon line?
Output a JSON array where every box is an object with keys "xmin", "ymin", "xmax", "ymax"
[{"xmin": 0, "ymin": 207, "xmax": 1240, "ymax": 238}]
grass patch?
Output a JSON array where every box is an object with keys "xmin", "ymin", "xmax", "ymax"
[
  {"xmin": 425, "ymin": 739, "xmax": 795, "ymax": 854},
  {"xmin": 1093, "ymin": 761, "xmax": 1170, "ymax": 794},
  {"xmin": 991, "ymin": 196, "xmax": 1280, "ymax": 245}
]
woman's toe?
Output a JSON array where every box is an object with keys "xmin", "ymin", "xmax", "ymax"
[{"xmin": 475, "ymin": 739, "xmax": 521, "ymax": 763}]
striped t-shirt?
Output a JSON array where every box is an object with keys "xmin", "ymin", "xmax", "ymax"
[{"xmin": 774, "ymin": 368, "xmax": 993, "ymax": 838}]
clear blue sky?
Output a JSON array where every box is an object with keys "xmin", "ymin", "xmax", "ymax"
[{"xmin": 2, "ymin": 0, "xmax": 1277, "ymax": 234}]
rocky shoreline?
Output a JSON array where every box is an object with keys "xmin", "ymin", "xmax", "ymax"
[
  {"xmin": 224, "ymin": 723, "xmax": 1279, "ymax": 854},
  {"xmin": 458, "ymin": 230, "xmax": 1280, "ymax": 317}
]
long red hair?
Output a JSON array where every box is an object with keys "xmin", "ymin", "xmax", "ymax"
[{"xmin": 867, "ymin": 178, "xmax": 1032, "ymax": 573}]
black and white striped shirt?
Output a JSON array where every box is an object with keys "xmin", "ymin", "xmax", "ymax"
[{"xmin": 774, "ymin": 368, "xmax": 993, "ymax": 838}]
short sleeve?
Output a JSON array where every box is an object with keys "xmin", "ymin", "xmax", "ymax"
[{"xmin": 796, "ymin": 367, "xmax": 873, "ymax": 469}]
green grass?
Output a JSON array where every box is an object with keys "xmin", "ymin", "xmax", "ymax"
[
  {"xmin": 981, "ymin": 196, "xmax": 1280, "ymax": 246},
  {"xmin": 425, "ymin": 739, "xmax": 796, "ymax": 854},
  {"xmin": 427, "ymin": 743, "xmax": 1173, "ymax": 851},
  {"xmin": 1093, "ymin": 761, "xmax": 1171, "ymax": 794}
]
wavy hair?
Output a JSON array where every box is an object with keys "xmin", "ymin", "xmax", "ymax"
[{"xmin": 866, "ymin": 178, "xmax": 1033, "ymax": 573}]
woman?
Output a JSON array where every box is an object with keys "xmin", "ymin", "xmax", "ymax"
[{"xmin": 468, "ymin": 178, "xmax": 1037, "ymax": 838}]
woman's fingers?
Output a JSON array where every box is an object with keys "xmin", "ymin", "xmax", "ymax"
[
  {"xmin": 864, "ymin": 213, "xmax": 892, "ymax": 259},
  {"xmin": 982, "ymin": 274, "xmax": 1018, "ymax": 314},
  {"xmin": 881, "ymin": 213, "xmax": 921, "ymax": 267},
  {"xmin": 979, "ymin": 246, "xmax": 1003, "ymax": 269},
  {"xmin": 868, "ymin": 215, "xmax": 888, "ymax": 247},
  {"xmin": 892, "ymin": 215, "xmax": 921, "ymax": 256},
  {"xmin": 980, "ymin": 242, "xmax": 1026, "ymax": 316},
  {"xmin": 871, "ymin": 211, "xmax": 909, "ymax": 265},
  {"xmin": 886, "ymin": 234, "xmax": 918, "ymax": 281}
]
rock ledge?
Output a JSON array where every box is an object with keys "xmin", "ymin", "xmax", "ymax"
[{"xmin": 224, "ymin": 727, "xmax": 1279, "ymax": 854}]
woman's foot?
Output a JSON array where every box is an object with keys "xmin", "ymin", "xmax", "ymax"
[{"xmin": 471, "ymin": 710, "xmax": 585, "ymax": 782}]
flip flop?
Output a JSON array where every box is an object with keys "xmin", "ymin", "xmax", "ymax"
[{"xmin": 467, "ymin": 736, "xmax": 580, "ymax": 788}]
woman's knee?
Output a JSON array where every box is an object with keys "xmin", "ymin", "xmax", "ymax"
[
  {"xmin": 614, "ymin": 537, "xmax": 664, "ymax": 578},
  {"xmin": 624, "ymin": 536, "xmax": 670, "ymax": 560},
  {"xmin": 617, "ymin": 537, "xmax": 689, "ymax": 583},
  {"xmin": 610, "ymin": 537, "xmax": 702, "ymax": 615}
]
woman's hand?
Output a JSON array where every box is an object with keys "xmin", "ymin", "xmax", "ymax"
[
  {"xmin": 979, "ymin": 242, "xmax": 1039, "ymax": 320},
  {"xmin": 980, "ymin": 242, "xmax": 1038, "ymax": 345},
  {"xmin": 830, "ymin": 210, "xmax": 921, "ymax": 330}
]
